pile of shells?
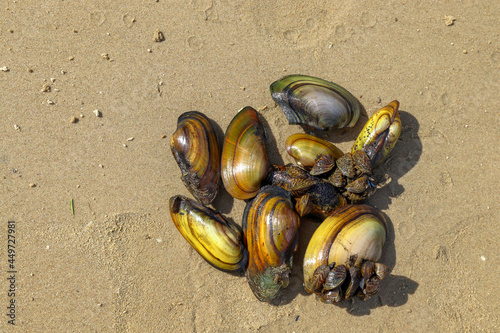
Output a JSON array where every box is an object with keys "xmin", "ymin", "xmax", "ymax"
[{"xmin": 169, "ymin": 74, "xmax": 402, "ymax": 303}]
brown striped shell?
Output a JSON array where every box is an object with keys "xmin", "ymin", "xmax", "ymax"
[
  {"xmin": 170, "ymin": 111, "xmax": 221, "ymax": 205},
  {"xmin": 221, "ymin": 106, "xmax": 270, "ymax": 200},
  {"xmin": 243, "ymin": 185, "xmax": 300, "ymax": 302}
]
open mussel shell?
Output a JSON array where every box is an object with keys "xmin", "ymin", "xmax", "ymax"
[
  {"xmin": 243, "ymin": 185, "xmax": 300, "ymax": 302},
  {"xmin": 170, "ymin": 111, "xmax": 221, "ymax": 205},
  {"xmin": 169, "ymin": 195, "xmax": 248, "ymax": 272},
  {"xmin": 303, "ymin": 204, "xmax": 388, "ymax": 300},
  {"xmin": 352, "ymin": 100, "xmax": 402, "ymax": 168},
  {"xmin": 270, "ymin": 74, "xmax": 361, "ymax": 130},
  {"xmin": 221, "ymin": 106, "xmax": 270, "ymax": 200},
  {"xmin": 285, "ymin": 133, "xmax": 344, "ymax": 175}
]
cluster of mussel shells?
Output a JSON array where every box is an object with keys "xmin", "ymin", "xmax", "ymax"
[{"xmin": 169, "ymin": 74, "xmax": 402, "ymax": 303}]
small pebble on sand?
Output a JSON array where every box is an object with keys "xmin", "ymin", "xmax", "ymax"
[
  {"xmin": 444, "ymin": 16, "xmax": 456, "ymax": 26},
  {"xmin": 41, "ymin": 84, "xmax": 51, "ymax": 92},
  {"xmin": 153, "ymin": 29, "xmax": 165, "ymax": 42}
]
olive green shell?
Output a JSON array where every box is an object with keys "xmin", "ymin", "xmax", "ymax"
[
  {"xmin": 170, "ymin": 111, "xmax": 221, "ymax": 205},
  {"xmin": 169, "ymin": 195, "xmax": 248, "ymax": 272},
  {"xmin": 270, "ymin": 74, "xmax": 361, "ymax": 130}
]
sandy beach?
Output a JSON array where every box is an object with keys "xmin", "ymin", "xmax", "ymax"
[{"xmin": 1, "ymin": 1, "xmax": 499, "ymax": 331}]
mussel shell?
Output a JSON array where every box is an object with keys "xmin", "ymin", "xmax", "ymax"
[
  {"xmin": 352, "ymin": 100, "xmax": 402, "ymax": 168},
  {"xmin": 303, "ymin": 204, "xmax": 387, "ymax": 293},
  {"xmin": 320, "ymin": 288, "xmax": 342, "ymax": 304},
  {"xmin": 324, "ymin": 264, "xmax": 347, "ymax": 290},
  {"xmin": 169, "ymin": 195, "xmax": 248, "ymax": 272},
  {"xmin": 360, "ymin": 261, "xmax": 375, "ymax": 281},
  {"xmin": 270, "ymin": 74, "xmax": 361, "ymax": 130},
  {"xmin": 344, "ymin": 266, "xmax": 362, "ymax": 299},
  {"xmin": 285, "ymin": 133, "xmax": 344, "ymax": 174},
  {"xmin": 170, "ymin": 111, "xmax": 221, "ymax": 205},
  {"xmin": 243, "ymin": 185, "xmax": 300, "ymax": 302},
  {"xmin": 221, "ymin": 106, "xmax": 270, "ymax": 200},
  {"xmin": 374, "ymin": 262, "xmax": 390, "ymax": 280}
]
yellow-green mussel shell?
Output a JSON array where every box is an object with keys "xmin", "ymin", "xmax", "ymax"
[
  {"xmin": 285, "ymin": 133, "xmax": 344, "ymax": 175},
  {"xmin": 169, "ymin": 195, "xmax": 248, "ymax": 272},
  {"xmin": 303, "ymin": 204, "xmax": 387, "ymax": 294},
  {"xmin": 243, "ymin": 185, "xmax": 300, "ymax": 302},
  {"xmin": 352, "ymin": 100, "xmax": 402, "ymax": 168}
]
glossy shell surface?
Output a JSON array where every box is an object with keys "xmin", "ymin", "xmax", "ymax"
[
  {"xmin": 285, "ymin": 133, "xmax": 344, "ymax": 174},
  {"xmin": 170, "ymin": 111, "xmax": 221, "ymax": 205},
  {"xmin": 303, "ymin": 204, "xmax": 387, "ymax": 293},
  {"xmin": 243, "ymin": 185, "xmax": 300, "ymax": 302},
  {"xmin": 221, "ymin": 106, "xmax": 269, "ymax": 200},
  {"xmin": 270, "ymin": 74, "xmax": 361, "ymax": 130},
  {"xmin": 352, "ymin": 100, "xmax": 402, "ymax": 167},
  {"xmin": 169, "ymin": 195, "xmax": 248, "ymax": 272}
]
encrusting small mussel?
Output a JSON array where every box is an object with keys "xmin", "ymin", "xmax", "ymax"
[
  {"xmin": 303, "ymin": 204, "xmax": 390, "ymax": 303},
  {"xmin": 243, "ymin": 185, "xmax": 300, "ymax": 302},
  {"xmin": 327, "ymin": 150, "xmax": 380, "ymax": 203},
  {"xmin": 170, "ymin": 111, "xmax": 221, "ymax": 205},
  {"xmin": 169, "ymin": 195, "xmax": 248, "ymax": 272},
  {"xmin": 221, "ymin": 106, "xmax": 270, "ymax": 200},
  {"xmin": 270, "ymin": 74, "xmax": 361, "ymax": 130},
  {"xmin": 278, "ymin": 101, "xmax": 401, "ymax": 204},
  {"xmin": 267, "ymin": 164, "xmax": 346, "ymax": 219}
]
